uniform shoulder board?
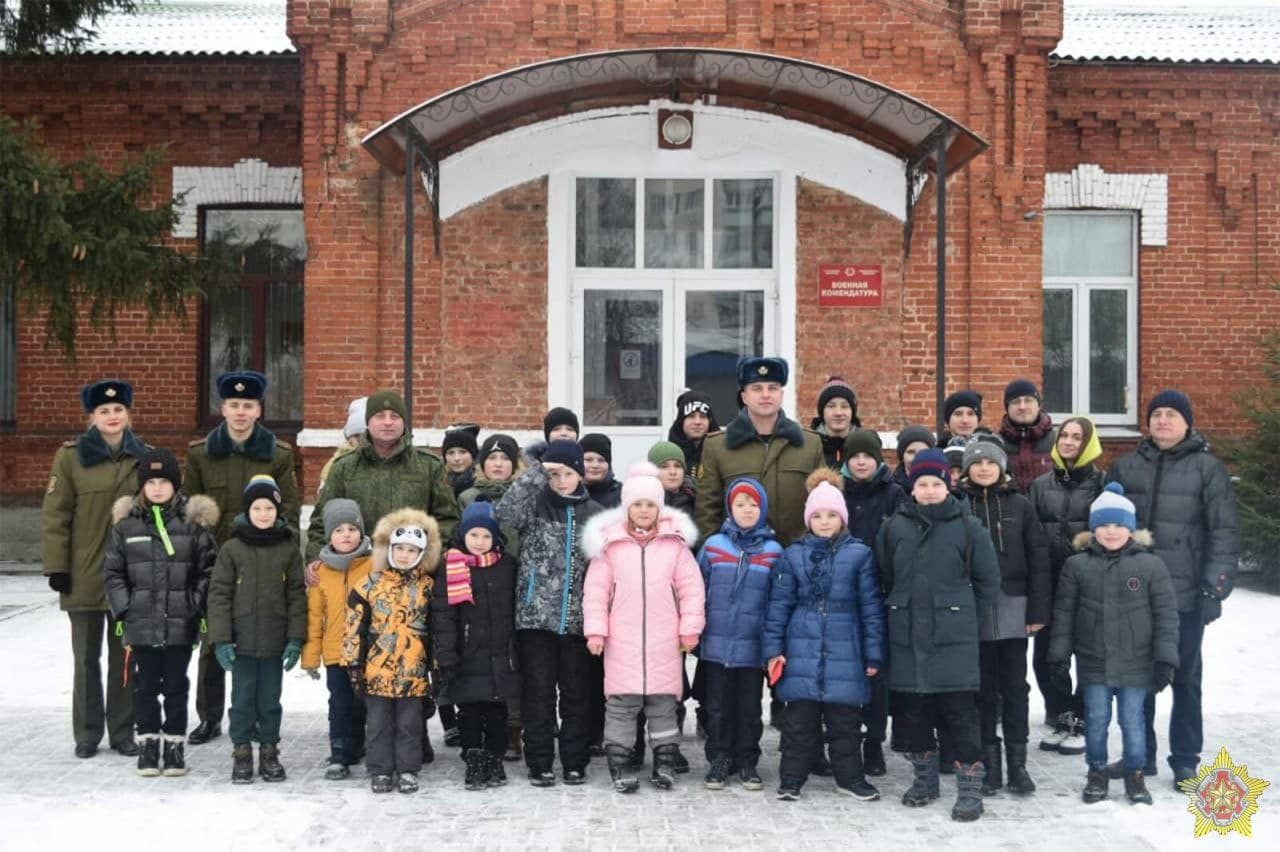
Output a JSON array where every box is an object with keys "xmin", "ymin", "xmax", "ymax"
[
  {"xmin": 188, "ymin": 438, "xmax": 205, "ymax": 447},
  {"xmin": 276, "ymin": 440, "xmax": 292, "ymax": 450},
  {"xmin": 61, "ymin": 439, "xmax": 77, "ymax": 448}
]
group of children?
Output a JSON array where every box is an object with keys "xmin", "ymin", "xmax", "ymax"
[{"xmin": 99, "ymin": 391, "xmax": 1180, "ymax": 818}]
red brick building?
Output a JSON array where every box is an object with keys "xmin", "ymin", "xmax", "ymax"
[{"xmin": 2, "ymin": 0, "xmax": 1276, "ymax": 495}]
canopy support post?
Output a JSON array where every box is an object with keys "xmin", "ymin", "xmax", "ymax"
[
  {"xmin": 403, "ymin": 130, "xmax": 415, "ymax": 431},
  {"xmin": 934, "ymin": 129, "xmax": 948, "ymax": 441}
]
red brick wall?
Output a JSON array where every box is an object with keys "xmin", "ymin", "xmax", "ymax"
[
  {"xmin": 0, "ymin": 56, "xmax": 302, "ymax": 493},
  {"xmin": 1047, "ymin": 64, "xmax": 1280, "ymax": 438}
]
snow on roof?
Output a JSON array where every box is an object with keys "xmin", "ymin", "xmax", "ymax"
[
  {"xmin": 44, "ymin": 0, "xmax": 293, "ymax": 56},
  {"xmin": 1053, "ymin": 2, "xmax": 1280, "ymax": 65}
]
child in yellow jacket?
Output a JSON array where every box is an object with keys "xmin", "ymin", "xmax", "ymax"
[
  {"xmin": 343, "ymin": 507, "xmax": 439, "ymax": 794},
  {"xmin": 302, "ymin": 498, "xmax": 373, "ymax": 779}
]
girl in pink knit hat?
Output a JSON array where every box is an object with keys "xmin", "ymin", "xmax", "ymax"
[{"xmin": 582, "ymin": 462, "xmax": 706, "ymax": 794}]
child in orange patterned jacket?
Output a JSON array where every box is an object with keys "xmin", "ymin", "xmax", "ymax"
[{"xmin": 343, "ymin": 507, "xmax": 439, "ymax": 795}]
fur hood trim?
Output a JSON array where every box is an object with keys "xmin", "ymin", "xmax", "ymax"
[
  {"xmin": 1072, "ymin": 528, "xmax": 1153, "ymax": 551},
  {"xmin": 805, "ymin": 467, "xmax": 843, "ymax": 493},
  {"xmin": 112, "ymin": 493, "xmax": 220, "ymax": 530},
  {"xmin": 371, "ymin": 508, "xmax": 441, "ymax": 575},
  {"xmin": 580, "ymin": 503, "xmax": 699, "ymax": 560}
]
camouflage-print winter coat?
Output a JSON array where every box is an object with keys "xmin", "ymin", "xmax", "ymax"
[
  {"xmin": 495, "ymin": 451, "xmax": 603, "ymax": 637},
  {"xmin": 343, "ymin": 508, "xmax": 441, "ymax": 699}
]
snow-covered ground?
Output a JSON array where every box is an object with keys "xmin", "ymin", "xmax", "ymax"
[{"xmin": 0, "ymin": 574, "xmax": 1275, "ymax": 851}]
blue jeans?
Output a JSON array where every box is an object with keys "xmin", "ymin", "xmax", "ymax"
[{"xmin": 1083, "ymin": 684, "xmax": 1147, "ymax": 771}]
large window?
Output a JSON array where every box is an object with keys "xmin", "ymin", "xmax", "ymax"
[
  {"xmin": 1042, "ymin": 211, "xmax": 1138, "ymax": 425},
  {"xmin": 0, "ymin": 282, "xmax": 14, "ymax": 427},
  {"xmin": 200, "ymin": 207, "xmax": 305, "ymax": 426}
]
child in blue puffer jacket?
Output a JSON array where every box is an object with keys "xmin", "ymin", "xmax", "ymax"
[
  {"xmin": 696, "ymin": 477, "xmax": 783, "ymax": 792},
  {"xmin": 765, "ymin": 469, "xmax": 885, "ymax": 802}
]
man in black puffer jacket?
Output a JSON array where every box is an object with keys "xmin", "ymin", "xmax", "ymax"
[{"xmin": 1106, "ymin": 390, "xmax": 1240, "ymax": 787}]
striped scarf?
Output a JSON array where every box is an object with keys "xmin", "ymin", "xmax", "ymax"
[{"xmin": 444, "ymin": 547, "xmax": 502, "ymax": 605}]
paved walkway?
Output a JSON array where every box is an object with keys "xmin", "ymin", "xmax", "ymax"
[{"xmin": 1, "ymin": 574, "xmax": 1275, "ymax": 850}]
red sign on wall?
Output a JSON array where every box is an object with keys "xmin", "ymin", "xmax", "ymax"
[{"xmin": 818, "ymin": 264, "xmax": 883, "ymax": 307}]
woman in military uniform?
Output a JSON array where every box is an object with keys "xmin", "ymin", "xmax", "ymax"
[{"xmin": 42, "ymin": 379, "xmax": 147, "ymax": 758}]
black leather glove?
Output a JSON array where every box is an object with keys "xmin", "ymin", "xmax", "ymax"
[
  {"xmin": 1049, "ymin": 661, "xmax": 1073, "ymax": 697},
  {"xmin": 1200, "ymin": 592, "xmax": 1222, "ymax": 626},
  {"xmin": 48, "ymin": 573, "xmax": 71, "ymax": 594},
  {"xmin": 1151, "ymin": 662, "xmax": 1175, "ymax": 694}
]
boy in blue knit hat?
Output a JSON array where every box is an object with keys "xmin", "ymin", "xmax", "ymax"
[{"xmin": 1046, "ymin": 482, "xmax": 1179, "ymax": 806}]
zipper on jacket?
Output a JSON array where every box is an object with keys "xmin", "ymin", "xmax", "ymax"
[
  {"xmin": 641, "ymin": 541, "xmax": 647, "ymax": 695},
  {"xmin": 524, "ymin": 568, "xmax": 536, "ymax": 606},
  {"xmin": 558, "ymin": 506, "xmax": 576, "ymax": 635}
]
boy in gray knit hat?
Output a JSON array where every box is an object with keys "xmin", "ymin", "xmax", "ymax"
[{"xmin": 302, "ymin": 497, "xmax": 374, "ymax": 779}]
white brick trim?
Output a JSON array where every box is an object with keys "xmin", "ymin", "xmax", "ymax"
[
  {"xmin": 170, "ymin": 159, "xmax": 302, "ymax": 239},
  {"xmin": 1043, "ymin": 164, "xmax": 1168, "ymax": 246}
]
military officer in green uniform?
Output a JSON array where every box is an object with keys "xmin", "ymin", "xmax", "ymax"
[
  {"xmin": 42, "ymin": 379, "xmax": 147, "ymax": 758},
  {"xmin": 183, "ymin": 370, "xmax": 299, "ymax": 744}
]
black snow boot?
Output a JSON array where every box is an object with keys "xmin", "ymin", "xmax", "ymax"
[
  {"xmin": 464, "ymin": 748, "xmax": 488, "ymax": 791},
  {"xmin": 1006, "ymin": 743, "xmax": 1036, "ymax": 795},
  {"xmin": 231, "ymin": 743, "xmax": 254, "ymax": 784},
  {"xmin": 902, "ymin": 751, "xmax": 941, "ymax": 807},
  {"xmin": 136, "ymin": 734, "xmax": 161, "ymax": 777},
  {"xmin": 607, "ymin": 745, "xmax": 639, "ymax": 794},
  {"xmin": 650, "ymin": 744, "xmax": 679, "ymax": 790},
  {"xmin": 1125, "ymin": 770, "xmax": 1153, "ymax": 805},
  {"xmin": 325, "ymin": 738, "xmax": 350, "ymax": 780},
  {"xmin": 671, "ymin": 743, "xmax": 691, "ymax": 774},
  {"xmin": 981, "ymin": 742, "xmax": 1003, "ymax": 795},
  {"xmin": 486, "ymin": 750, "xmax": 507, "ymax": 787},
  {"xmin": 162, "ymin": 734, "xmax": 187, "ymax": 776},
  {"xmin": 1083, "ymin": 768, "xmax": 1109, "ymax": 803},
  {"xmin": 951, "ymin": 762, "xmax": 986, "ymax": 822},
  {"xmin": 863, "ymin": 739, "xmax": 887, "ymax": 777},
  {"xmin": 258, "ymin": 743, "xmax": 286, "ymax": 782}
]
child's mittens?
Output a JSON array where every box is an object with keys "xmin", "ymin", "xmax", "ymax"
[
  {"xmin": 214, "ymin": 642, "xmax": 237, "ymax": 672},
  {"xmin": 346, "ymin": 666, "xmax": 367, "ymax": 698},
  {"xmin": 47, "ymin": 573, "xmax": 72, "ymax": 594},
  {"xmin": 679, "ymin": 635, "xmax": 700, "ymax": 653},
  {"xmin": 282, "ymin": 639, "xmax": 303, "ymax": 671},
  {"xmin": 586, "ymin": 636, "xmax": 605, "ymax": 656}
]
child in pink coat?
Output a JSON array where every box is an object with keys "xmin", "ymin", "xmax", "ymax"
[{"xmin": 583, "ymin": 462, "xmax": 706, "ymax": 794}]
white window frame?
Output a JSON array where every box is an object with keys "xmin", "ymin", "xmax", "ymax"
[
  {"xmin": 567, "ymin": 174, "xmax": 780, "ymax": 439},
  {"xmin": 1043, "ymin": 210, "xmax": 1139, "ymax": 426}
]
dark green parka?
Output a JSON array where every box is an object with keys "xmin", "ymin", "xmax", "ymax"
[
  {"xmin": 207, "ymin": 517, "xmax": 306, "ymax": 656},
  {"xmin": 1047, "ymin": 530, "xmax": 1180, "ymax": 690},
  {"xmin": 307, "ymin": 434, "xmax": 460, "ymax": 563},
  {"xmin": 874, "ymin": 496, "xmax": 1001, "ymax": 694},
  {"xmin": 41, "ymin": 428, "xmax": 148, "ymax": 612}
]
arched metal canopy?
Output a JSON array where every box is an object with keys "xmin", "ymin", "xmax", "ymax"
[
  {"xmin": 362, "ymin": 48, "xmax": 988, "ymax": 440},
  {"xmin": 363, "ymin": 47, "xmax": 987, "ymax": 177}
]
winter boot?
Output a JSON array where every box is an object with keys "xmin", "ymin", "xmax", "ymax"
[
  {"xmin": 902, "ymin": 752, "xmax": 941, "ymax": 807},
  {"xmin": 704, "ymin": 755, "xmax": 731, "ymax": 790},
  {"xmin": 162, "ymin": 734, "xmax": 187, "ymax": 777},
  {"xmin": 231, "ymin": 743, "xmax": 254, "ymax": 784},
  {"xmin": 671, "ymin": 744, "xmax": 691, "ymax": 774},
  {"xmin": 1172, "ymin": 763, "xmax": 1196, "ymax": 792},
  {"xmin": 444, "ymin": 726, "xmax": 462, "ymax": 748},
  {"xmin": 258, "ymin": 743, "xmax": 286, "ymax": 782},
  {"xmin": 981, "ymin": 742, "xmax": 1003, "ymax": 795},
  {"xmin": 528, "ymin": 767, "xmax": 557, "ymax": 787},
  {"xmin": 1006, "ymin": 743, "xmax": 1036, "ymax": 795},
  {"xmin": 1057, "ymin": 713, "xmax": 1086, "ymax": 756},
  {"xmin": 486, "ymin": 750, "xmax": 507, "ymax": 787},
  {"xmin": 504, "ymin": 725, "xmax": 522, "ymax": 762},
  {"xmin": 464, "ymin": 748, "xmax": 488, "ymax": 791},
  {"xmin": 607, "ymin": 746, "xmax": 639, "ymax": 794},
  {"xmin": 325, "ymin": 738, "xmax": 349, "ymax": 780},
  {"xmin": 951, "ymin": 762, "xmax": 986, "ymax": 822},
  {"xmin": 1083, "ymin": 768, "xmax": 1109, "ymax": 803},
  {"xmin": 863, "ymin": 739, "xmax": 887, "ymax": 777},
  {"xmin": 737, "ymin": 763, "xmax": 763, "ymax": 791},
  {"xmin": 136, "ymin": 733, "xmax": 161, "ymax": 777},
  {"xmin": 650, "ymin": 744, "xmax": 679, "ymax": 790},
  {"xmin": 370, "ymin": 773, "xmax": 394, "ymax": 793},
  {"xmin": 1126, "ymin": 770, "xmax": 1153, "ymax": 804},
  {"xmin": 398, "ymin": 771, "xmax": 420, "ymax": 794}
]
